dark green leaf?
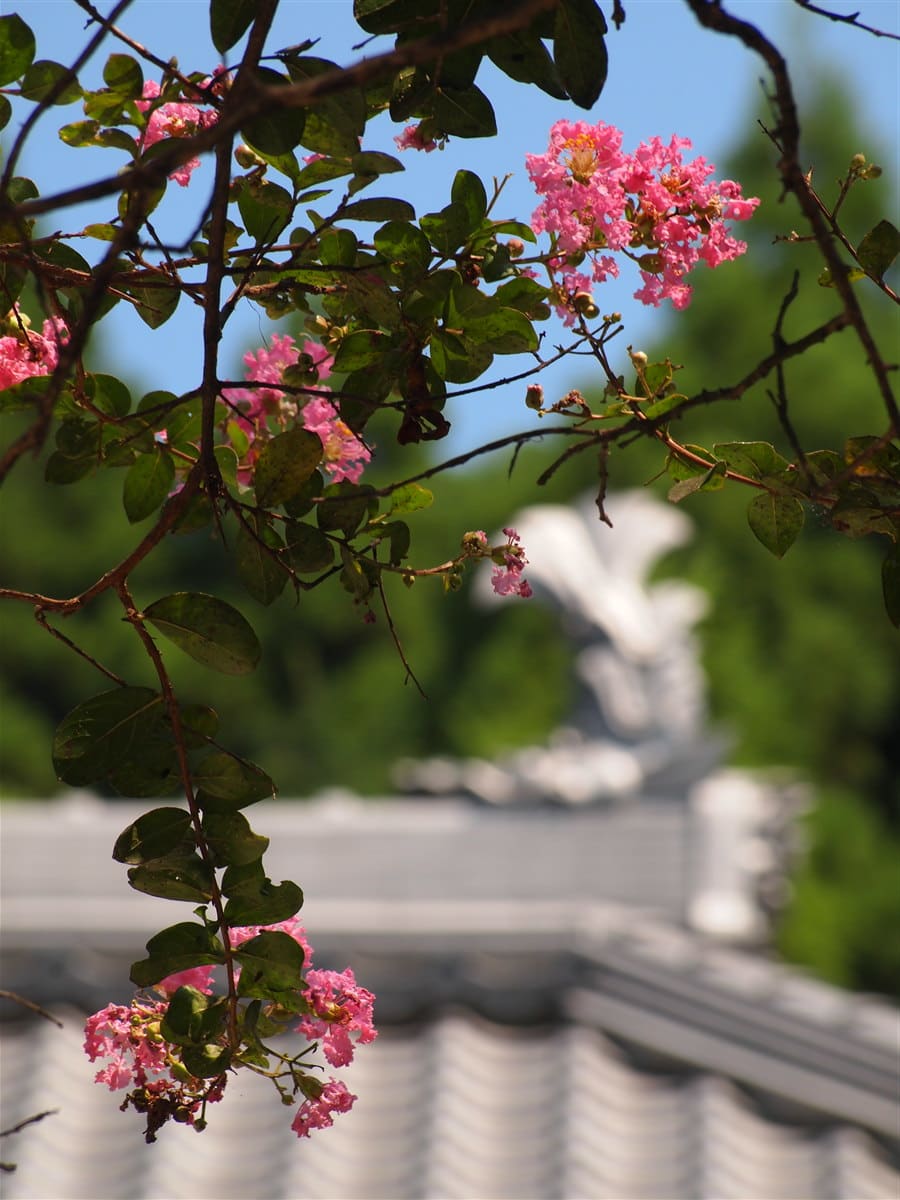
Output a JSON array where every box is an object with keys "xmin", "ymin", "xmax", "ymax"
[
  {"xmin": 420, "ymin": 202, "xmax": 473, "ymax": 256},
  {"xmin": 20, "ymin": 60, "xmax": 81, "ymax": 104},
  {"xmin": 487, "ymin": 30, "xmax": 565, "ymax": 98},
  {"xmin": 450, "ymin": 169, "xmax": 487, "ymax": 232},
  {"xmin": 554, "ymin": 0, "xmax": 608, "ymax": 108},
  {"xmin": 747, "ymin": 491, "xmax": 805, "ymax": 557},
  {"xmin": 44, "ymin": 450, "xmax": 95, "ymax": 485},
  {"xmin": 222, "ymin": 858, "xmax": 303, "ymax": 926},
  {"xmin": 52, "ymin": 687, "xmax": 164, "ymax": 786},
  {"xmin": 128, "ymin": 856, "xmax": 215, "ymax": 903},
  {"xmin": 113, "ymin": 807, "xmax": 192, "ymax": 864},
  {"xmin": 180, "ymin": 1042, "xmax": 231, "ymax": 1077},
  {"xmin": 430, "ymin": 329, "xmax": 493, "ymax": 383},
  {"xmin": 58, "ymin": 118, "xmax": 101, "ymax": 147},
  {"xmin": 210, "ymin": 0, "xmax": 256, "ymax": 52},
  {"xmin": 341, "ymin": 196, "xmax": 415, "ymax": 223},
  {"xmin": 160, "ymin": 986, "xmax": 227, "ymax": 1046},
  {"xmin": 856, "ymin": 219, "xmax": 900, "ymax": 280},
  {"xmin": 144, "ymin": 593, "xmax": 261, "ymax": 675},
  {"xmin": 254, "ymin": 428, "xmax": 323, "ymax": 508},
  {"xmin": 0, "ymin": 14, "xmax": 35, "ymax": 86},
  {"xmin": 234, "ymin": 930, "xmax": 305, "ymax": 1000},
  {"xmin": 285, "ymin": 56, "xmax": 366, "ymax": 156},
  {"xmin": 235, "ymin": 176, "xmax": 294, "ymax": 244},
  {"xmin": 242, "ymin": 67, "xmax": 305, "ymax": 156},
  {"xmin": 127, "ymin": 281, "xmax": 180, "ymax": 329},
  {"xmin": 317, "ymin": 483, "xmax": 374, "ymax": 535},
  {"xmin": 130, "ymin": 921, "xmax": 225, "ymax": 988},
  {"xmin": 201, "ymin": 811, "xmax": 269, "ymax": 867},
  {"xmin": 235, "ymin": 514, "xmax": 287, "ymax": 606},
  {"xmin": 284, "ymin": 520, "xmax": 335, "ymax": 573},
  {"xmin": 432, "ymin": 84, "xmax": 496, "ymax": 138},
  {"xmin": 193, "ymin": 750, "xmax": 274, "ymax": 808},
  {"xmin": 123, "ymin": 448, "xmax": 175, "ymax": 523},
  {"xmin": 351, "ymin": 150, "xmax": 403, "ymax": 176},
  {"xmin": 103, "ymin": 52, "xmax": 143, "ymax": 97},
  {"xmin": 374, "ymin": 220, "xmax": 432, "ymax": 281},
  {"xmin": 0, "ymin": 95, "xmax": 10, "ymax": 132}
]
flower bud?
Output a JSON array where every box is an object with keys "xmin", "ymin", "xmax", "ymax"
[
  {"xmin": 234, "ymin": 143, "xmax": 265, "ymax": 169},
  {"xmin": 630, "ymin": 350, "xmax": 648, "ymax": 368},
  {"xmin": 507, "ymin": 238, "xmax": 525, "ymax": 258},
  {"xmin": 525, "ymin": 384, "xmax": 544, "ymax": 410},
  {"xmin": 850, "ymin": 152, "xmax": 867, "ymax": 170},
  {"xmin": 573, "ymin": 291, "xmax": 599, "ymax": 317}
]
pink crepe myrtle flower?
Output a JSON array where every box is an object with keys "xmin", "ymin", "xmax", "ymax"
[
  {"xmin": 394, "ymin": 122, "xmax": 438, "ymax": 153},
  {"xmin": 84, "ymin": 999, "xmax": 171, "ymax": 1091},
  {"xmin": 291, "ymin": 1078, "xmax": 357, "ymax": 1137},
  {"xmin": 222, "ymin": 332, "xmax": 371, "ymax": 484},
  {"xmin": 136, "ymin": 79, "xmax": 219, "ymax": 186},
  {"xmin": 154, "ymin": 966, "xmax": 215, "ymax": 997},
  {"xmin": 0, "ymin": 309, "xmax": 68, "ymax": 390},
  {"xmin": 297, "ymin": 967, "xmax": 378, "ymax": 1067},
  {"xmin": 527, "ymin": 120, "xmax": 759, "ymax": 318},
  {"xmin": 491, "ymin": 526, "xmax": 532, "ymax": 599}
]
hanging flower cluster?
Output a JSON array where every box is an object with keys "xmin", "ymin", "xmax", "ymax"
[
  {"xmin": 84, "ymin": 917, "xmax": 375, "ymax": 1141},
  {"xmin": 0, "ymin": 307, "xmax": 68, "ymax": 390},
  {"xmin": 527, "ymin": 120, "xmax": 759, "ymax": 319},
  {"xmin": 222, "ymin": 333, "xmax": 371, "ymax": 485},
  {"xmin": 135, "ymin": 76, "xmax": 222, "ymax": 186},
  {"xmin": 463, "ymin": 527, "xmax": 533, "ymax": 599}
]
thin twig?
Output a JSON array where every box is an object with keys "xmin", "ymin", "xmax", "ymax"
[{"xmin": 0, "ymin": 991, "xmax": 64, "ymax": 1028}]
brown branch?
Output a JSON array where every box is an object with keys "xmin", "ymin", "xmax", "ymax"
[
  {"xmin": 684, "ymin": 0, "xmax": 899, "ymax": 433},
  {"xmin": 0, "ymin": 990, "xmax": 64, "ymax": 1028},
  {"xmin": 375, "ymin": 572, "xmax": 427, "ymax": 699},
  {"xmin": 33, "ymin": 609, "xmax": 127, "ymax": 686},
  {"xmin": 792, "ymin": 0, "xmax": 900, "ymax": 40}
]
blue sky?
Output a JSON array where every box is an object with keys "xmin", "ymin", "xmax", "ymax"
[{"xmin": 8, "ymin": 0, "xmax": 900, "ymax": 453}]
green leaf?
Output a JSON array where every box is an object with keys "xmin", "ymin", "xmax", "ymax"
[
  {"xmin": 554, "ymin": 0, "xmax": 608, "ymax": 108},
  {"xmin": 160, "ymin": 986, "xmax": 227, "ymax": 1046},
  {"xmin": 388, "ymin": 482, "xmax": 433, "ymax": 515},
  {"xmin": 374, "ymin": 220, "xmax": 432, "ymax": 281},
  {"xmin": 222, "ymin": 858, "xmax": 303, "ymax": 926},
  {"xmin": 284, "ymin": 520, "xmax": 335, "ymax": 573},
  {"xmin": 285, "ymin": 56, "xmax": 366, "ymax": 157},
  {"xmin": 0, "ymin": 95, "xmax": 12, "ymax": 132},
  {"xmin": 210, "ymin": 0, "xmax": 256, "ymax": 52},
  {"xmin": 58, "ymin": 118, "xmax": 101, "ymax": 147},
  {"xmin": 113, "ymin": 807, "xmax": 192, "ymax": 864},
  {"xmin": 351, "ymin": 150, "xmax": 403, "ymax": 176},
  {"xmin": 430, "ymin": 329, "xmax": 493, "ymax": 383},
  {"xmin": 127, "ymin": 855, "xmax": 215, "ymax": 903},
  {"xmin": 420, "ymin": 202, "xmax": 473, "ymax": 256},
  {"xmin": 668, "ymin": 460, "xmax": 726, "ymax": 502},
  {"xmin": 242, "ymin": 67, "xmax": 305, "ymax": 156},
  {"xmin": 201, "ymin": 811, "xmax": 269, "ymax": 867},
  {"xmin": 127, "ymin": 281, "xmax": 180, "ymax": 329},
  {"xmin": 122, "ymin": 448, "xmax": 175, "ymax": 523},
  {"xmin": 451, "ymin": 169, "xmax": 487, "ymax": 232},
  {"xmin": 181, "ymin": 1042, "xmax": 232, "ymax": 1078},
  {"xmin": 52, "ymin": 687, "xmax": 164, "ymax": 786},
  {"xmin": 0, "ymin": 14, "xmax": 35, "ymax": 86},
  {"xmin": 235, "ymin": 515, "xmax": 287, "ymax": 606},
  {"xmin": 234, "ymin": 931, "xmax": 305, "ymax": 1000},
  {"xmin": 487, "ymin": 30, "xmax": 565, "ymax": 98},
  {"xmin": 317, "ymin": 483, "xmax": 374, "ymax": 535},
  {"xmin": 20, "ymin": 60, "xmax": 81, "ymax": 104},
  {"xmin": 856, "ymin": 219, "xmax": 900, "ymax": 280},
  {"xmin": 235, "ymin": 176, "xmax": 293, "ymax": 244},
  {"xmin": 89, "ymin": 373, "xmax": 132, "ymax": 417},
  {"xmin": 103, "ymin": 52, "xmax": 143, "ymax": 97},
  {"xmin": 130, "ymin": 921, "xmax": 225, "ymax": 988},
  {"xmin": 432, "ymin": 84, "xmax": 496, "ymax": 138},
  {"xmin": 254, "ymin": 428, "xmax": 323, "ymax": 507},
  {"xmin": 193, "ymin": 750, "xmax": 275, "ymax": 809},
  {"xmin": 747, "ymin": 491, "xmax": 805, "ymax": 557},
  {"xmin": 712, "ymin": 441, "xmax": 790, "ymax": 480},
  {"xmin": 882, "ymin": 546, "xmax": 900, "ymax": 627},
  {"xmin": 332, "ymin": 329, "xmax": 392, "ymax": 372},
  {"xmin": 341, "ymin": 196, "xmax": 415, "ymax": 222},
  {"xmin": 644, "ymin": 392, "xmax": 689, "ymax": 420},
  {"xmin": 144, "ymin": 593, "xmax": 261, "ymax": 675}
]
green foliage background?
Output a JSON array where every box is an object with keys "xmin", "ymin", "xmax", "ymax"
[{"xmin": 1, "ymin": 72, "xmax": 898, "ymax": 996}]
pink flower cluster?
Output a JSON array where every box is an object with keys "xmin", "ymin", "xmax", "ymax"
[
  {"xmin": 394, "ymin": 123, "xmax": 438, "ymax": 153},
  {"xmin": 466, "ymin": 527, "xmax": 533, "ymax": 599},
  {"xmin": 136, "ymin": 78, "xmax": 220, "ymax": 186},
  {"xmin": 84, "ymin": 916, "xmax": 374, "ymax": 1141},
  {"xmin": 0, "ymin": 307, "xmax": 68, "ymax": 390},
  {"xmin": 223, "ymin": 333, "xmax": 371, "ymax": 485},
  {"xmin": 526, "ymin": 120, "xmax": 759, "ymax": 317}
]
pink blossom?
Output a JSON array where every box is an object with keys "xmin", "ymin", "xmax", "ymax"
[
  {"xmin": 135, "ymin": 79, "xmax": 218, "ymax": 186},
  {"xmin": 527, "ymin": 121, "xmax": 759, "ymax": 315},
  {"xmin": 291, "ymin": 1078, "xmax": 356, "ymax": 1137},
  {"xmin": 83, "ymin": 1000, "xmax": 170, "ymax": 1091},
  {"xmin": 394, "ymin": 123, "xmax": 438, "ymax": 153},
  {"xmin": 297, "ymin": 967, "xmax": 377, "ymax": 1067},
  {"xmin": 301, "ymin": 397, "xmax": 371, "ymax": 484},
  {"xmin": 490, "ymin": 527, "xmax": 532, "ymax": 599},
  {"xmin": 0, "ymin": 310, "xmax": 68, "ymax": 390},
  {"xmin": 231, "ymin": 915, "xmax": 315, "ymax": 969},
  {"xmin": 154, "ymin": 966, "xmax": 215, "ymax": 997}
]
